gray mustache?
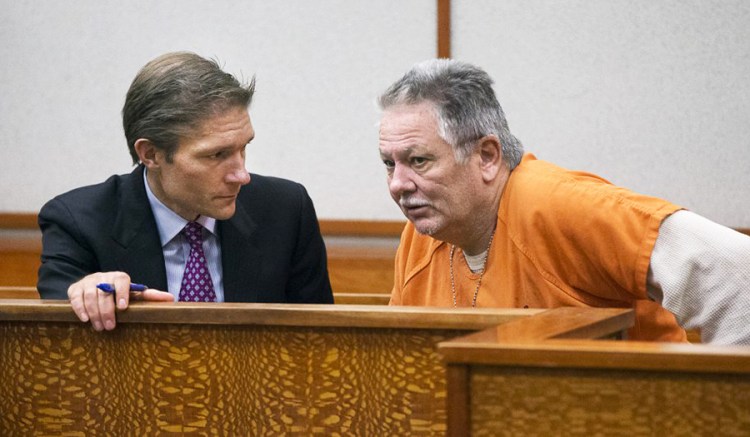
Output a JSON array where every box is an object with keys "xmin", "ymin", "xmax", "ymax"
[{"xmin": 399, "ymin": 197, "xmax": 430, "ymax": 208}]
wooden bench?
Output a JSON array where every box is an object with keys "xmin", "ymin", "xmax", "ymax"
[
  {"xmin": 0, "ymin": 301, "xmax": 630, "ymax": 434},
  {"xmin": 0, "ymin": 225, "xmax": 399, "ymax": 294},
  {"xmin": 0, "ymin": 231, "xmax": 41, "ymax": 287},
  {"xmin": 0, "ymin": 286, "xmax": 38, "ymax": 299},
  {"xmin": 0, "ymin": 287, "xmax": 704, "ymax": 342}
]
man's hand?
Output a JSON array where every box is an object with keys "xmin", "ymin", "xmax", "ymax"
[{"xmin": 67, "ymin": 272, "xmax": 174, "ymax": 331}]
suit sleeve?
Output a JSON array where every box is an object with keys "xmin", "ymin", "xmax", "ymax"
[
  {"xmin": 37, "ymin": 197, "xmax": 100, "ymax": 299},
  {"xmin": 285, "ymin": 185, "xmax": 333, "ymax": 303}
]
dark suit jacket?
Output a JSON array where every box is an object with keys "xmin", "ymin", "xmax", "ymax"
[{"xmin": 37, "ymin": 165, "xmax": 333, "ymax": 303}]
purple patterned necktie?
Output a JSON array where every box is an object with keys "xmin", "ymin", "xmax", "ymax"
[{"xmin": 178, "ymin": 221, "xmax": 217, "ymax": 302}]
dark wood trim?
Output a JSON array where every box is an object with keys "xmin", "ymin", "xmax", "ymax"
[
  {"xmin": 445, "ymin": 364, "xmax": 470, "ymax": 437},
  {"xmin": 437, "ymin": 0, "xmax": 451, "ymax": 58},
  {"xmin": 0, "ymin": 213, "xmax": 38, "ymax": 229},
  {"xmin": 319, "ymin": 219, "xmax": 405, "ymax": 237},
  {"xmin": 333, "ymin": 292, "xmax": 390, "ymax": 305},
  {"xmin": 0, "ymin": 213, "xmax": 746, "ymax": 238},
  {"xmin": 0, "ymin": 213, "xmax": 407, "ymax": 237}
]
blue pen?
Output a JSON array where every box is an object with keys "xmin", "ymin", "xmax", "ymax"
[{"xmin": 96, "ymin": 283, "xmax": 148, "ymax": 293}]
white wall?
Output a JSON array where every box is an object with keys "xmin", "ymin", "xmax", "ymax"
[
  {"xmin": 0, "ymin": 0, "xmax": 434, "ymax": 220},
  {"xmin": 2, "ymin": 1, "xmax": 749, "ymax": 227},
  {"xmin": 454, "ymin": 0, "xmax": 750, "ymax": 228}
]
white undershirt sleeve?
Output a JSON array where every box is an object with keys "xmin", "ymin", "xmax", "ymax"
[{"xmin": 647, "ymin": 210, "xmax": 750, "ymax": 345}]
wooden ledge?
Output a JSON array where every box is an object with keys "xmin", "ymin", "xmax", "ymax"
[
  {"xmin": 457, "ymin": 307, "xmax": 634, "ymax": 342},
  {"xmin": 438, "ymin": 307, "xmax": 750, "ymax": 374},
  {"xmin": 0, "ymin": 300, "xmax": 544, "ymax": 331},
  {"xmin": 441, "ymin": 339, "xmax": 750, "ymax": 374}
]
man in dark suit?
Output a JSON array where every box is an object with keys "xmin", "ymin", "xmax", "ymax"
[{"xmin": 37, "ymin": 52, "xmax": 333, "ymax": 331}]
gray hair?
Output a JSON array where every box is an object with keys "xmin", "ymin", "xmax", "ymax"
[
  {"xmin": 378, "ymin": 59, "xmax": 523, "ymax": 169},
  {"xmin": 122, "ymin": 51, "xmax": 256, "ymax": 164}
]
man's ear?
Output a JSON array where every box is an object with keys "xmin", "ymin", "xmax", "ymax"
[
  {"xmin": 476, "ymin": 135, "xmax": 502, "ymax": 182},
  {"xmin": 133, "ymin": 139, "xmax": 161, "ymax": 169}
]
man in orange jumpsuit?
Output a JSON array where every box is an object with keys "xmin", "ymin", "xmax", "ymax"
[{"xmin": 378, "ymin": 59, "xmax": 749, "ymax": 344}]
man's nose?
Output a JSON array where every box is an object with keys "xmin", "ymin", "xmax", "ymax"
[
  {"xmin": 389, "ymin": 164, "xmax": 416, "ymax": 196},
  {"xmin": 226, "ymin": 154, "xmax": 251, "ymax": 185},
  {"xmin": 227, "ymin": 168, "xmax": 251, "ymax": 185}
]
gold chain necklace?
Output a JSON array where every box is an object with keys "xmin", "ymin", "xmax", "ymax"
[{"xmin": 449, "ymin": 228, "xmax": 496, "ymax": 308}]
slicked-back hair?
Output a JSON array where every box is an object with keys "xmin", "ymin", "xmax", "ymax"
[
  {"xmin": 378, "ymin": 59, "xmax": 524, "ymax": 169},
  {"xmin": 123, "ymin": 51, "xmax": 256, "ymax": 164}
]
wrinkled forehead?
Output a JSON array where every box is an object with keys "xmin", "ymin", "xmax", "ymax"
[
  {"xmin": 379, "ymin": 103, "xmax": 456, "ymax": 159},
  {"xmin": 379, "ymin": 102, "xmax": 439, "ymax": 136}
]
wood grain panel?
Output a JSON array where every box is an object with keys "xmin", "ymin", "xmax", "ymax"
[
  {"xmin": 0, "ymin": 321, "xmax": 459, "ymax": 435},
  {"xmin": 439, "ymin": 313, "xmax": 749, "ymax": 436},
  {"xmin": 0, "ymin": 303, "xmax": 631, "ymax": 434},
  {"xmin": 469, "ymin": 366, "xmax": 750, "ymax": 436},
  {"xmin": 0, "ymin": 304, "xmax": 556, "ymax": 435}
]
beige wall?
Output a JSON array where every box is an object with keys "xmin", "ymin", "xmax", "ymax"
[
  {"xmin": 2, "ymin": 0, "xmax": 749, "ymax": 227},
  {"xmin": 454, "ymin": 0, "xmax": 750, "ymax": 227}
]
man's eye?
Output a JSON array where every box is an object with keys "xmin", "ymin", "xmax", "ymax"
[
  {"xmin": 411, "ymin": 157, "xmax": 427, "ymax": 167},
  {"xmin": 382, "ymin": 159, "xmax": 395, "ymax": 169}
]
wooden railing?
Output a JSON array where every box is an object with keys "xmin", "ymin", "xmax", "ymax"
[
  {"xmin": 0, "ymin": 301, "xmax": 631, "ymax": 435},
  {"xmin": 439, "ymin": 317, "xmax": 750, "ymax": 436}
]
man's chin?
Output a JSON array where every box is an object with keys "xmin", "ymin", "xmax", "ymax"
[
  {"xmin": 207, "ymin": 205, "xmax": 237, "ymax": 221},
  {"xmin": 411, "ymin": 219, "xmax": 440, "ymax": 237}
]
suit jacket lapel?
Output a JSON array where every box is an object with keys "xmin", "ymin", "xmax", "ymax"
[
  {"xmin": 110, "ymin": 165, "xmax": 168, "ymax": 290},
  {"xmin": 219, "ymin": 200, "xmax": 259, "ymax": 302}
]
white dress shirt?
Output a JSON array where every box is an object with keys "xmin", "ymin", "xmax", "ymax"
[{"xmin": 143, "ymin": 170, "xmax": 225, "ymax": 302}]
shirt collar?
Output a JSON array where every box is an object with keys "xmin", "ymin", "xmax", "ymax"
[{"xmin": 143, "ymin": 168, "xmax": 217, "ymax": 247}]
